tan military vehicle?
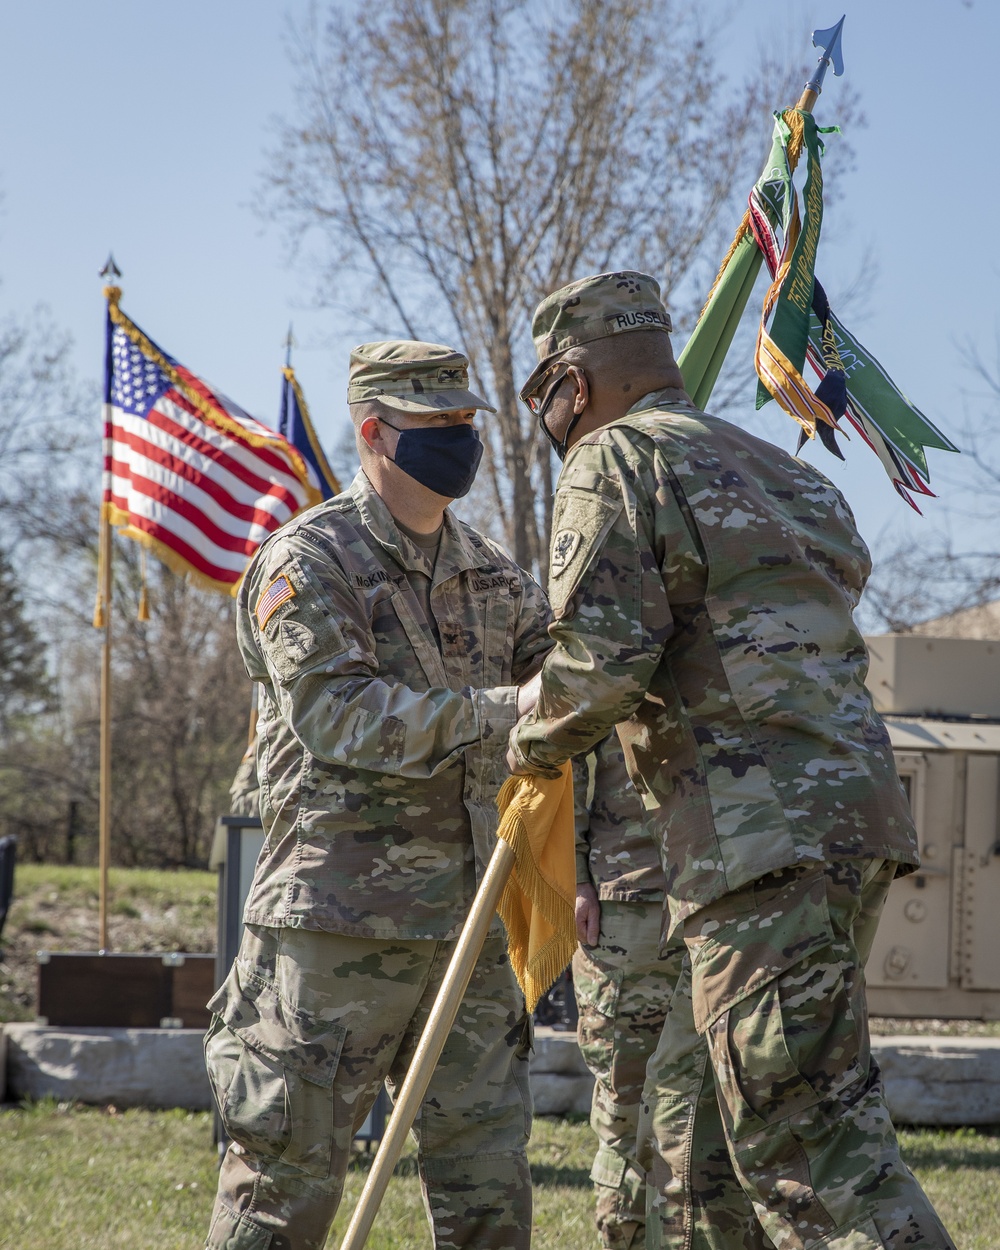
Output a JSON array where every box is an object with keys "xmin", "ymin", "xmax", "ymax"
[{"xmin": 866, "ymin": 634, "xmax": 1000, "ymax": 1019}]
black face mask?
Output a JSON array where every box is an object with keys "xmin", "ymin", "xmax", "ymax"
[
  {"xmin": 379, "ymin": 417, "xmax": 483, "ymax": 498},
  {"xmin": 532, "ymin": 367, "xmax": 584, "ymax": 462}
]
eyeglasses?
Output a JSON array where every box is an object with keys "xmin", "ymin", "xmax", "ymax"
[{"xmin": 519, "ymin": 359, "xmax": 572, "ymax": 415}]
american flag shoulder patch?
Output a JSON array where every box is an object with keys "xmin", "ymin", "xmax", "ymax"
[{"xmin": 256, "ymin": 574, "xmax": 296, "ymax": 629}]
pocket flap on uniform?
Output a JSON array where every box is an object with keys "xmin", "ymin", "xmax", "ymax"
[
  {"xmin": 209, "ymin": 962, "xmax": 345, "ymax": 1089},
  {"xmin": 573, "ymin": 945, "xmax": 624, "ymax": 1018},
  {"xmin": 590, "ymin": 1145, "xmax": 629, "ymax": 1189},
  {"xmin": 690, "ymin": 871, "xmax": 833, "ymax": 1036}
]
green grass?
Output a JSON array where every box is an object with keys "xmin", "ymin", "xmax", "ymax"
[{"xmin": 0, "ymin": 1106, "xmax": 995, "ymax": 1250}]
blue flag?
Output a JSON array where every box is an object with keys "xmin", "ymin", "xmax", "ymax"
[{"xmin": 279, "ymin": 366, "xmax": 340, "ymax": 501}]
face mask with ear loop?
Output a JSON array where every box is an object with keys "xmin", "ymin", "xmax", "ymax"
[
  {"xmin": 523, "ymin": 362, "xmax": 584, "ymax": 461},
  {"xmin": 377, "ymin": 414, "xmax": 484, "ymax": 498}
]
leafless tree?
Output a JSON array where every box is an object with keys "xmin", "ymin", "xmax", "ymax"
[
  {"xmin": 0, "ymin": 308, "xmax": 92, "ymax": 536},
  {"xmin": 264, "ymin": 0, "xmax": 852, "ymax": 573}
]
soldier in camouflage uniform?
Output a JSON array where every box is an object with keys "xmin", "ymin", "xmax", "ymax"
[
  {"xmin": 204, "ymin": 341, "xmax": 551, "ymax": 1250},
  {"xmin": 509, "ymin": 272, "xmax": 955, "ymax": 1250},
  {"xmin": 572, "ymin": 733, "xmax": 682, "ymax": 1250}
]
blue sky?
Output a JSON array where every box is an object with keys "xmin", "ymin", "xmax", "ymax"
[{"xmin": 1, "ymin": 0, "xmax": 994, "ymax": 564}]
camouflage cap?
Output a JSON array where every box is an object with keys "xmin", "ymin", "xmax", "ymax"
[
  {"xmin": 348, "ymin": 340, "xmax": 496, "ymax": 414},
  {"xmin": 520, "ymin": 271, "xmax": 672, "ymax": 400}
]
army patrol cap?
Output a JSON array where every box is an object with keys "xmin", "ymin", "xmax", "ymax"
[
  {"xmin": 348, "ymin": 340, "xmax": 496, "ymax": 414},
  {"xmin": 520, "ymin": 271, "xmax": 672, "ymax": 402}
]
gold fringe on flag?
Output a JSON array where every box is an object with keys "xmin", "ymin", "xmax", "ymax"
[{"xmin": 495, "ymin": 764, "xmax": 576, "ymax": 1012}]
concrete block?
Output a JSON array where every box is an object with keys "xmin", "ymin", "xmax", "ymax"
[
  {"xmin": 530, "ymin": 1026, "xmax": 594, "ymax": 1116},
  {"xmin": 531, "ymin": 1026, "xmax": 590, "ymax": 1075},
  {"xmin": 2, "ymin": 1023, "xmax": 212, "ymax": 1110},
  {"xmin": 532, "ymin": 1071, "xmax": 594, "ymax": 1116},
  {"xmin": 525, "ymin": 1028, "xmax": 1000, "ymax": 1126},
  {"xmin": 5, "ymin": 1023, "xmax": 996, "ymax": 1126},
  {"xmin": 873, "ymin": 1035, "xmax": 1000, "ymax": 1126}
]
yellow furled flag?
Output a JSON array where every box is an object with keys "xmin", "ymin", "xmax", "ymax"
[{"xmin": 495, "ymin": 764, "xmax": 577, "ymax": 1011}]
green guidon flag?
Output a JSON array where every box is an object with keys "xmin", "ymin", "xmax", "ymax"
[{"xmin": 678, "ymin": 107, "xmax": 957, "ymax": 510}]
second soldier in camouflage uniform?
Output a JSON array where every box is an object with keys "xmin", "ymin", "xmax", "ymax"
[
  {"xmin": 204, "ymin": 341, "xmax": 551, "ymax": 1250},
  {"xmin": 509, "ymin": 272, "xmax": 955, "ymax": 1250},
  {"xmin": 573, "ymin": 733, "xmax": 682, "ymax": 1250}
]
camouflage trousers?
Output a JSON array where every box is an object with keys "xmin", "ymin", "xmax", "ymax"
[
  {"xmin": 638, "ymin": 859, "xmax": 956, "ymax": 1250},
  {"xmin": 204, "ymin": 923, "xmax": 533, "ymax": 1250},
  {"xmin": 572, "ymin": 898, "xmax": 684, "ymax": 1250}
]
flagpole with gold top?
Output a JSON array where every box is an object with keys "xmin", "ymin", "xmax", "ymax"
[{"xmin": 93, "ymin": 255, "xmax": 122, "ymax": 951}]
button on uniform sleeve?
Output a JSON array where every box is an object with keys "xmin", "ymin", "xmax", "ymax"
[{"xmin": 238, "ymin": 540, "xmax": 483, "ymax": 780}]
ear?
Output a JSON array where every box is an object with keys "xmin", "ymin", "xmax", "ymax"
[
  {"xmin": 567, "ymin": 365, "xmax": 590, "ymax": 414},
  {"xmin": 360, "ymin": 415, "xmax": 386, "ymax": 453}
]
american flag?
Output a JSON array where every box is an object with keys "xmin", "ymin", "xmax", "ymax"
[{"xmin": 103, "ymin": 300, "xmax": 322, "ymax": 593}]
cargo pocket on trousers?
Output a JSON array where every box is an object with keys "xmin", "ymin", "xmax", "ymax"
[
  {"xmin": 590, "ymin": 1144, "xmax": 629, "ymax": 1190},
  {"xmin": 573, "ymin": 944, "xmax": 624, "ymax": 1075},
  {"xmin": 204, "ymin": 962, "xmax": 346, "ymax": 1178},
  {"xmin": 689, "ymin": 872, "xmax": 864, "ymax": 1142}
]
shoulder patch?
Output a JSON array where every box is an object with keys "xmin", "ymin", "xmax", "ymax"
[
  {"xmin": 278, "ymin": 617, "xmax": 318, "ymax": 664},
  {"xmin": 256, "ymin": 574, "xmax": 296, "ymax": 629},
  {"xmin": 551, "ymin": 528, "xmax": 582, "ymax": 575}
]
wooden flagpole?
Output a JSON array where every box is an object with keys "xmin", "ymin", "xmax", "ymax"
[
  {"xmin": 339, "ymin": 839, "xmax": 517, "ymax": 1250},
  {"xmin": 95, "ymin": 255, "xmax": 122, "ymax": 951}
]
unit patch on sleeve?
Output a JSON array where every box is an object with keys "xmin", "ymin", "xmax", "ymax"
[
  {"xmin": 550, "ymin": 528, "xmax": 582, "ymax": 576},
  {"xmin": 256, "ymin": 574, "xmax": 296, "ymax": 629}
]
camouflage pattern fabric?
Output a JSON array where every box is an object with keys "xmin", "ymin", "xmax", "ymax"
[
  {"xmin": 574, "ymin": 735, "xmax": 663, "ymax": 900},
  {"xmin": 520, "ymin": 270, "xmax": 672, "ymax": 401},
  {"xmin": 638, "ymin": 860, "xmax": 956, "ymax": 1250},
  {"xmin": 237, "ymin": 469, "xmax": 551, "ymax": 941},
  {"xmin": 228, "ymin": 740, "xmax": 261, "ymax": 819},
  {"xmin": 511, "ymin": 392, "xmax": 919, "ymax": 937},
  {"xmin": 574, "ymin": 736, "xmax": 675, "ymax": 1249},
  {"xmin": 347, "ymin": 339, "xmax": 496, "ymax": 414},
  {"xmin": 574, "ymin": 900, "xmax": 682, "ymax": 1250},
  {"xmin": 205, "ymin": 923, "xmax": 532, "ymax": 1250},
  {"xmin": 510, "ymin": 378, "xmax": 948, "ymax": 1247},
  {"xmin": 207, "ymin": 460, "xmax": 550, "ymax": 1249}
]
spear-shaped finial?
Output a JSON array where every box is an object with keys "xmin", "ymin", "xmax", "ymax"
[
  {"xmin": 100, "ymin": 253, "xmax": 122, "ymax": 281},
  {"xmin": 100, "ymin": 254, "xmax": 122, "ymax": 305},
  {"xmin": 797, "ymin": 16, "xmax": 845, "ymax": 112},
  {"xmin": 284, "ymin": 322, "xmax": 295, "ymax": 369}
]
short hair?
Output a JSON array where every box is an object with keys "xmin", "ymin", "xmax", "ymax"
[{"xmin": 349, "ymin": 397, "xmax": 393, "ymax": 430}]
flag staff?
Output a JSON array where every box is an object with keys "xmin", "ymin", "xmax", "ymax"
[{"xmin": 94, "ymin": 253, "xmax": 121, "ymax": 951}]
